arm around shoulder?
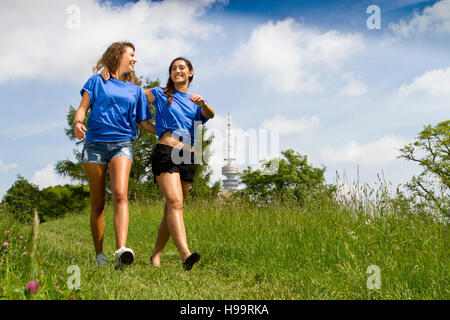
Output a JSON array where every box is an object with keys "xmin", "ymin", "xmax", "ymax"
[{"xmin": 144, "ymin": 88, "xmax": 156, "ymax": 104}]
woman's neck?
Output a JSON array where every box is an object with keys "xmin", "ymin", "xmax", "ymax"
[
  {"xmin": 174, "ymin": 82, "xmax": 189, "ymax": 93},
  {"xmin": 111, "ymin": 68, "xmax": 129, "ymax": 82}
]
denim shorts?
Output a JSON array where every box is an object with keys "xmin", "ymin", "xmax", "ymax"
[{"xmin": 82, "ymin": 141, "xmax": 133, "ymax": 164}]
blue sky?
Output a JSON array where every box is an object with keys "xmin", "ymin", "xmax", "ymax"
[{"xmin": 0, "ymin": 0, "xmax": 449, "ymax": 198}]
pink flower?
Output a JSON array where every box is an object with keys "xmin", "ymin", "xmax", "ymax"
[
  {"xmin": 59, "ymin": 275, "xmax": 64, "ymax": 281},
  {"xmin": 2, "ymin": 242, "xmax": 9, "ymax": 248},
  {"xmin": 18, "ymin": 235, "xmax": 23, "ymax": 240},
  {"xmin": 55, "ymin": 285, "xmax": 60, "ymax": 291},
  {"xmin": 396, "ymin": 246, "xmax": 401, "ymax": 251},
  {"xmin": 5, "ymin": 230, "xmax": 10, "ymax": 236},
  {"xmin": 42, "ymin": 258, "xmax": 47, "ymax": 263},
  {"xmin": 23, "ymin": 251, "xmax": 28, "ymax": 255},
  {"xmin": 26, "ymin": 280, "xmax": 39, "ymax": 294}
]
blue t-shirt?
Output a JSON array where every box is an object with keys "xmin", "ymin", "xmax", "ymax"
[
  {"xmin": 150, "ymin": 87, "xmax": 209, "ymax": 146},
  {"xmin": 80, "ymin": 74, "xmax": 151, "ymax": 142}
]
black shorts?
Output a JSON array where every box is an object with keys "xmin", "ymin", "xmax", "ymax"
[{"xmin": 151, "ymin": 144, "xmax": 198, "ymax": 183}]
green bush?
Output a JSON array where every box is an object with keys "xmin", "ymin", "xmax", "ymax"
[
  {"xmin": 1, "ymin": 176, "xmax": 89, "ymax": 223},
  {"xmin": 38, "ymin": 185, "xmax": 89, "ymax": 221}
]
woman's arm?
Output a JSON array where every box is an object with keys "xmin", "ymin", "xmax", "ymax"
[
  {"xmin": 73, "ymin": 91, "xmax": 91, "ymax": 140},
  {"xmin": 140, "ymin": 120, "xmax": 156, "ymax": 135},
  {"xmin": 190, "ymin": 94, "xmax": 215, "ymax": 119},
  {"xmin": 144, "ymin": 88, "xmax": 155, "ymax": 104}
]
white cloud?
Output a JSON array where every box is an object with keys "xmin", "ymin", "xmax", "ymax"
[
  {"xmin": 230, "ymin": 18, "xmax": 365, "ymax": 93},
  {"xmin": 338, "ymin": 73, "xmax": 368, "ymax": 97},
  {"xmin": 320, "ymin": 135, "xmax": 408, "ymax": 166},
  {"xmin": 389, "ymin": 0, "xmax": 450, "ymax": 37},
  {"xmin": 0, "ymin": 158, "xmax": 17, "ymax": 171},
  {"xmin": 260, "ymin": 115, "xmax": 320, "ymax": 135},
  {"xmin": 398, "ymin": 66, "xmax": 450, "ymax": 97},
  {"xmin": 0, "ymin": 0, "xmax": 223, "ymax": 85},
  {"xmin": 31, "ymin": 164, "xmax": 75, "ymax": 189}
]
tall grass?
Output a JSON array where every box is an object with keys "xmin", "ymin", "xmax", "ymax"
[{"xmin": 0, "ymin": 179, "xmax": 448, "ymax": 300}]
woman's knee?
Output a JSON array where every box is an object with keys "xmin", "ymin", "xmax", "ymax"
[
  {"xmin": 111, "ymin": 189, "xmax": 128, "ymax": 206},
  {"xmin": 166, "ymin": 197, "xmax": 183, "ymax": 211}
]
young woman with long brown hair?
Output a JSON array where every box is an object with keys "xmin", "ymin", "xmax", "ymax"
[
  {"xmin": 73, "ymin": 42, "xmax": 156, "ymax": 269},
  {"xmin": 145, "ymin": 57, "xmax": 215, "ymax": 271}
]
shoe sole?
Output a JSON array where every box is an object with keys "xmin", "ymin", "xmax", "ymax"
[
  {"xmin": 120, "ymin": 251, "xmax": 134, "ymax": 265},
  {"xmin": 183, "ymin": 252, "xmax": 201, "ymax": 271},
  {"xmin": 115, "ymin": 251, "xmax": 134, "ymax": 269}
]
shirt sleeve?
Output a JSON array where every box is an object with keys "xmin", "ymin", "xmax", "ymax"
[
  {"xmin": 135, "ymin": 87, "xmax": 152, "ymax": 123},
  {"xmin": 150, "ymin": 87, "xmax": 162, "ymax": 99},
  {"xmin": 80, "ymin": 75, "xmax": 97, "ymax": 105},
  {"xmin": 196, "ymin": 104, "xmax": 209, "ymax": 125}
]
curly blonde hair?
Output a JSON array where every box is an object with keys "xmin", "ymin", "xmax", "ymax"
[{"xmin": 94, "ymin": 41, "xmax": 141, "ymax": 86}]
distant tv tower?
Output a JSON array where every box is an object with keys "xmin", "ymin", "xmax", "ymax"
[{"xmin": 222, "ymin": 112, "xmax": 239, "ymax": 190}]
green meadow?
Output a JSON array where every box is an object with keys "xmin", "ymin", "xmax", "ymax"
[{"xmin": 0, "ymin": 192, "xmax": 448, "ymax": 300}]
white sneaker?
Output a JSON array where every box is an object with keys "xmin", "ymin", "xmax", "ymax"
[
  {"xmin": 96, "ymin": 253, "xmax": 108, "ymax": 267},
  {"xmin": 114, "ymin": 247, "xmax": 135, "ymax": 269}
]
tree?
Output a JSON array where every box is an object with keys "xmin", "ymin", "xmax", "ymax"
[
  {"xmin": 239, "ymin": 149, "xmax": 332, "ymax": 204},
  {"xmin": 399, "ymin": 120, "xmax": 449, "ymax": 216},
  {"xmin": 1, "ymin": 175, "xmax": 40, "ymax": 223},
  {"xmin": 189, "ymin": 126, "xmax": 221, "ymax": 199}
]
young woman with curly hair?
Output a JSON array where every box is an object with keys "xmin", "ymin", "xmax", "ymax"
[{"xmin": 73, "ymin": 42, "xmax": 155, "ymax": 269}]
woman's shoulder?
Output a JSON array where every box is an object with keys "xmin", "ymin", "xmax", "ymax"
[{"xmin": 151, "ymin": 86, "xmax": 164, "ymax": 94}]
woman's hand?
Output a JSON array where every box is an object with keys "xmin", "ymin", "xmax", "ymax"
[
  {"xmin": 100, "ymin": 67, "xmax": 111, "ymax": 81},
  {"xmin": 191, "ymin": 94, "xmax": 215, "ymax": 119},
  {"xmin": 190, "ymin": 94, "xmax": 206, "ymax": 107},
  {"xmin": 140, "ymin": 120, "xmax": 156, "ymax": 135},
  {"xmin": 73, "ymin": 122, "xmax": 87, "ymax": 140}
]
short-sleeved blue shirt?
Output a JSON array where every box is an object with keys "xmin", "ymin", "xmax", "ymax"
[
  {"xmin": 150, "ymin": 87, "xmax": 209, "ymax": 146},
  {"xmin": 80, "ymin": 74, "xmax": 151, "ymax": 142}
]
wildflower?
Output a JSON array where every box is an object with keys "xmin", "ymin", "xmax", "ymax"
[
  {"xmin": 26, "ymin": 280, "xmax": 39, "ymax": 294},
  {"xmin": 5, "ymin": 230, "xmax": 10, "ymax": 236},
  {"xmin": 18, "ymin": 235, "xmax": 23, "ymax": 240},
  {"xmin": 396, "ymin": 246, "xmax": 401, "ymax": 251},
  {"xmin": 23, "ymin": 251, "xmax": 28, "ymax": 256},
  {"xmin": 55, "ymin": 285, "xmax": 60, "ymax": 291},
  {"xmin": 42, "ymin": 258, "xmax": 47, "ymax": 263},
  {"xmin": 2, "ymin": 242, "xmax": 9, "ymax": 248},
  {"xmin": 59, "ymin": 275, "xmax": 64, "ymax": 281},
  {"xmin": 41, "ymin": 270, "xmax": 45, "ymax": 276}
]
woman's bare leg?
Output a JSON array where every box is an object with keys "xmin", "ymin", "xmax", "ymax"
[
  {"xmin": 83, "ymin": 163, "xmax": 108, "ymax": 255},
  {"xmin": 151, "ymin": 180, "xmax": 191, "ymax": 266},
  {"xmin": 153, "ymin": 172, "xmax": 192, "ymax": 262},
  {"xmin": 109, "ymin": 156, "xmax": 132, "ymax": 250}
]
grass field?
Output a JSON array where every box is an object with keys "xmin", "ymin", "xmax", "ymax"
[{"xmin": 0, "ymin": 193, "xmax": 448, "ymax": 300}]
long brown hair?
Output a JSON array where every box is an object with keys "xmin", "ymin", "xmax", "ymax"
[
  {"xmin": 94, "ymin": 41, "xmax": 141, "ymax": 85},
  {"xmin": 163, "ymin": 57, "xmax": 194, "ymax": 105}
]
